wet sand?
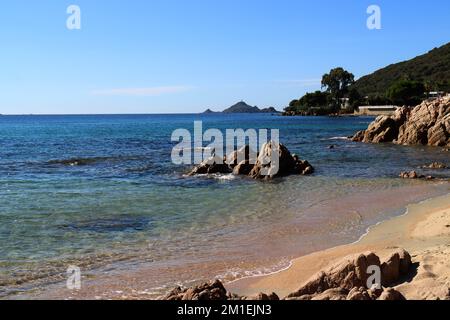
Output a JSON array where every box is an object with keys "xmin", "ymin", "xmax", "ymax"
[{"xmin": 228, "ymin": 193, "xmax": 450, "ymax": 300}]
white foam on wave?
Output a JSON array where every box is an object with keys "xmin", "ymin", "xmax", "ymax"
[
  {"xmin": 213, "ymin": 174, "xmax": 236, "ymax": 181},
  {"xmin": 327, "ymin": 136, "xmax": 350, "ymax": 141}
]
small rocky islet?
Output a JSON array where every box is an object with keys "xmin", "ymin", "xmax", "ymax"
[{"xmin": 188, "ymin": 141, "xmax": 314, "ymax": 180}]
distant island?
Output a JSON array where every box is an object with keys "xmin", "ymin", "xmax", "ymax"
[{"xmin": 202, "ymin": 101, "xmax": 280, "ymax": 114}]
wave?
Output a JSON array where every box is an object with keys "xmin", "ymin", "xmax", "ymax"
[
  {"xmin": 327, "ymin": 136, "xmax": 350, "ymax": 141},
  {"xmin": 46, "ymin": 155, "xmax": 145, "ymax": 166}
]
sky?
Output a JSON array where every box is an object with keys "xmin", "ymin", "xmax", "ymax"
[{"xmin": 0, "ymin": 0, "xmax": 449, "ymax": 114}]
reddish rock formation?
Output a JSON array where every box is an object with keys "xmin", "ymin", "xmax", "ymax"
[
  {"xmin": 286, "ymin": 249, "xmax": 412, "ymax": 301},
  {"xmin": 163, "ymin": 280, "xmax": 279, "ymax": 301},
  {"xmin": 353, "ymin": 97, "xmax": 449, "ymax": 147},
  {"xmin": 163, "ymin": 249, "xmax": 413, "ymax": 301},
  {"xmin": 164, "ymin": 280, "xmax": 228, "ymax": 300},
  {"xmin": 286, "ymin": 252, "xmax": 381, "ymax": 299}
]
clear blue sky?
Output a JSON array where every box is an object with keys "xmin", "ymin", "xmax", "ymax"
[{"xmin": 1, "ymin": 0, "xmax": 449, "ymax": 114}]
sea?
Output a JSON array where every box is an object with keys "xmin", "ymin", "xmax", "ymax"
[{"xmin": 0, "ymin": 113, "xmax": 448, "ymax": 298}]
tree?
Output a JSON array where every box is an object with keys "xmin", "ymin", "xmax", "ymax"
[
  {"xmin": 321, "ymin": 67, "xmax": 355, "ymax": 111},
  {"xmin": 298, "ymin": 91, "xmax": 330, "ymax": 109},
  {"xmin": 386, "ymin": 80, "xmax": 425, "ymax": 106},
  {"xmin": 284, "ymin": 91, "xmax": 332, "ymax": 115},
  {"xmin": 347, "ymin": 88, "xmax": 362, "ymax": 111}
]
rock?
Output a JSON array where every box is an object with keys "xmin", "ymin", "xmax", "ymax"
[
  {"xmin": 244, "ymin": 292, "xmax": 279, "ymax": 301},
  {"xmin": 352, "ymin": 97, "xmax": 450, "ymax": 147},
  {"xmin": 396, "ymin": 249, "xmax": 412, "ymax": 275},
  {"xmin": 381, "ymin": 254, "xmax": 400, "ymax": 287},
  {"xmin": 287, "ymin": 252, "xmax": 381, "ymax": 299},
  {"xmin": 367, "ymin": 288, "xmax": 384, "ymax": 300},
  {"xmin": 164, "ymin": 280, "xmax": 278, "ymax": 301},
  {"xmin": 399, "ymin": 171, "xmax": 419, "ymax": 179},
  {"xmin": 311, "ymin": 288, "xmax": 348, "ymax": 301},
  {"xmin": 188, "ymin": 156, "xmax": 232, "ymax": 176},
  {"xmin": 164, "ymin": 280, "xmax": 228, "ymax": 300},
  {"xmin": 381, "ymin": 249, "xmax": 412, "ymax": 286},
  {"xmin": 286, "ymin": 249, "xmax": 413, "ymax": 300},
  {"xmin": 421, "ymin": 162, "xmax": 447, "ymax": 169},
  {"xmin": 378, "ymin": 288, "xmax": 406, "ymax": 301},
  {"xmin": 188, "ymin": 142, "xmax": 314, "ymax": 180},
  {"xmin": 399, "ymin": 171, "xmax": 436, "ymax": 180},
  {"xmin": 226, "ymin": 145, "xmax": 256, "ymax": 168},
  {"xmin": 232, "ymin": 160, "xmax": 254, "ymax": 175},
  {"xmin": 248, "ymin": 141, "xmax": 314, "ymax": 179},
  {"xmin": 347, "ymin": 287, "xmax": 372, "ymax": 300}
]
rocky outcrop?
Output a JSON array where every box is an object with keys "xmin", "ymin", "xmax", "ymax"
[
  {"xmin": 286, "ymin": 249, "xmax": 412, "ymax": 301},
  {"xmin": 164, "ymin": 280, "xmax": 228, "ymax": 300},
  {"xmin": 188, "ymin": 155, "xmax": 232, "ymax": 176},
  {"xmin": 399, "ymin": 171, "xmax": 419, "ymax": 179},
  {"xmin": 421, "ymin": 162, "xmax": 447, "ymax": 169},
  {"xmin": 164, "ymin": 249, "xmax": 413, "ymax": 301},
  {"xmin": 399, "ymin": 171, "xmax": 435, "ymax": 180},
  {"xmin": 163, "ymin": 280, "xmax": 278, "ymax": 301},
  {"xmin": 380, "ymin": 249, "xmax": 412, "ymax": 286},
  {"xmin": 353, "ymin": 97, "xmax": 450, "ymax": 147},
  {"xmin": 241, "ymin": 292, "xmax": 280, "ymax": 301},
  {"xmin": 286, "ymin": 252, "xmax": 381, "ymax": 299},
  {"xmin": 248, "ymin": 141, "xmax": 314, "ymax": 179},
  {"xmin": 188, "ymin": 142, "xmax": 314, "ymax": 179},
  {"xmin": 378, "ymin": 288, "xmax": 407, "ymax": 301}
]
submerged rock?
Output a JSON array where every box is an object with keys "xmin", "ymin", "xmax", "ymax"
[
  {"xmin": 352, "ymin": 97, "xmax": 450, "ymax": 147},
  {"xmin": 399, "ymin": 171, "xmax": 419, "ymax": 179},
  {"xmin": 421, "ymin": 162, "xmax": 447, "ymax": 169},
  {"xmin": 399, "ymin": 171, "xmax": 435, "ymax": 180}
]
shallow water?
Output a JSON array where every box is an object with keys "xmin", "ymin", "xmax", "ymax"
[{"xmin": 0, "ymin": 114, "xmax": 448, "ymax": 298}]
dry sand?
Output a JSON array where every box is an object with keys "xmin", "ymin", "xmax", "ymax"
[{"xmin": 228, "ymin": 193, "xmax": 450, "ymax": 300}]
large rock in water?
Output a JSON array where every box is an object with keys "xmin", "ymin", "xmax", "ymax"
[
  {"xmin": 352, "ymin": 97, "xmax": 450, "ymax": 147},
  {"xmin": 249, "ymin": 141, "xmax": 314, "ymax": 179},
  {"xmin": 188, "ymin": 141, "xmax": 314, "ymax": 179}
]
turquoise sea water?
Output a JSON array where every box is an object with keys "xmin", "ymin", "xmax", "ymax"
[{"xmin": 0, "ymin": 114, "xmax": 448, "ymax": 298}]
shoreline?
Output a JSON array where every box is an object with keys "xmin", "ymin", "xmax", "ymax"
[
  {"xmin": 7, "ymin": 182, "xmax": 448, "ymax": 300},
  {"xmin": 227, "ymin": 191, "xmax": 450, "ymax": 299}
]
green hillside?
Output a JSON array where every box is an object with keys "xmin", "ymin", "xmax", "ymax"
[{"xmin": 352, "ymin": 42, "xmax": 450, "ymax": 96}]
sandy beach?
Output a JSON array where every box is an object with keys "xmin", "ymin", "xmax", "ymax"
[{"xmin": 228, "ymin": 192, "xmax": 450, "ymax": 300}]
